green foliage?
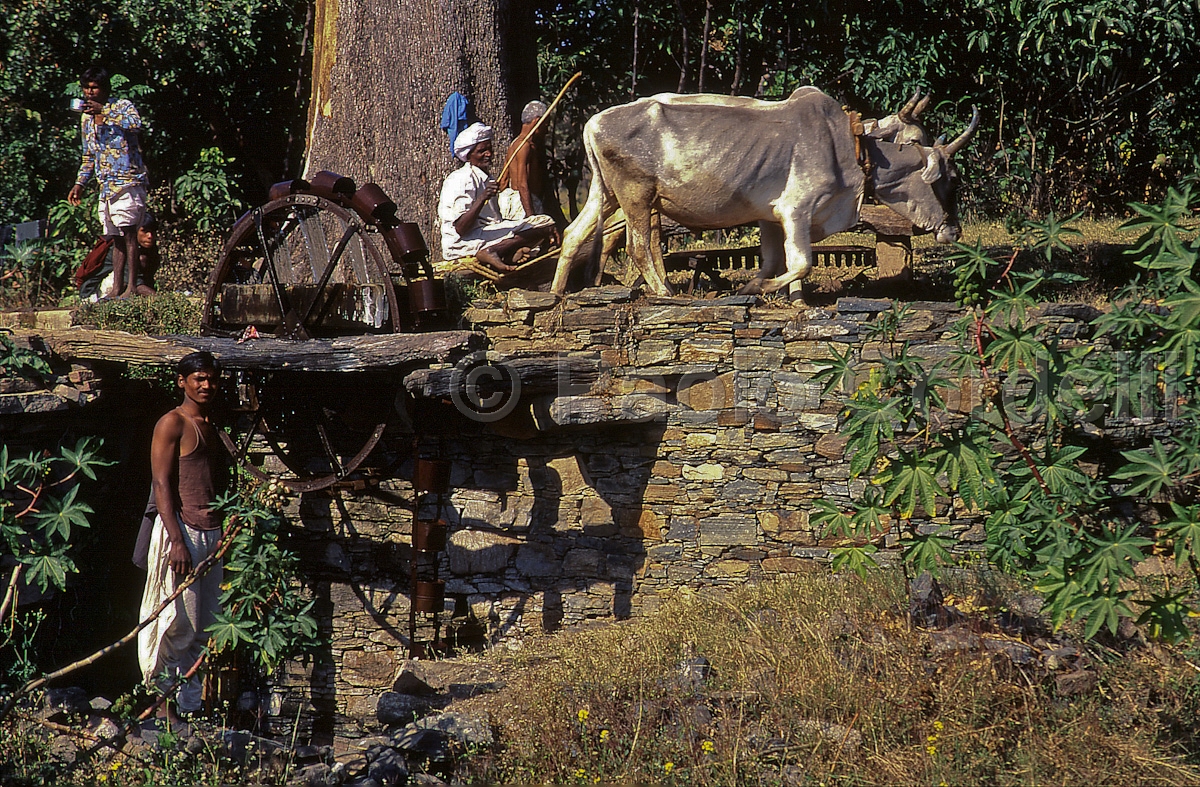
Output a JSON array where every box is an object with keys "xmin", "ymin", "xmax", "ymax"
[
  {"xmin": 0, "ymin": 438, "xmax": 110, "ymax": 598},
  {"xmin": 0, "ymin": 0, "xmax": 309, "ymax": 228},
  {"xmin": 74, "ymin": 291, "xmax": 201, "ymax": 335},
  {"xmin": 819, "ymin": 175, "xmax": 1200, "ymax": 642},
  {"xmin": 1, "ymin": 437, "xmax": 109, "ymax": 691},
  {"xmin": 0, "ymin": 238, "xmax": 79, "ymax": 308},
  {"xmin": 537, "ymin": 0, "xmax": 1200, "ymax": 218},
  {"xmin": 0, "ymin": 334, "xmax": 52, "ymax": 382},
  {"xmin": 206, "ymin": 481, "xmax": 322, "ymax": 673},
  {"xmin": 174, "ymin": 147, "xmax": 243, "ymax": 234}
]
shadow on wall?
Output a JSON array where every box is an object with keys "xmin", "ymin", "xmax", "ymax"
[{"xmin": 278, "ymin": 398, "xmax": 667, "ymax": 741}]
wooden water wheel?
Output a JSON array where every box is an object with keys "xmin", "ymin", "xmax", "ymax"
[{"xmin": 202, "ymin": 186, "xmax": 422, "ymax": 492}]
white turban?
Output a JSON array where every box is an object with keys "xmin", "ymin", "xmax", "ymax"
[{"xmin": 453, "ymin": 122, "xmax": 493, "ymax": 162}]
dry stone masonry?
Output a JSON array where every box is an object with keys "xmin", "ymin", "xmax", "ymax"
[{"xmin": 275, "ymin": 287, "xmax": 1104, "ymax": 739}]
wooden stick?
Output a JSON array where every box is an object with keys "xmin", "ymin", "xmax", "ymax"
[
  {"xmin": 0, "ymin": 564, "xmax": 23, "ymax": 629},
  {"xmin": 14, "ymin": 711, "xmax": 101, "ymax": 742},
  {"xmin": 495, "ymin": 72, "xmax": 583, "ymax": 185}
]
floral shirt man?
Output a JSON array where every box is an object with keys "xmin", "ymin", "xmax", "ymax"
[
  {"xmin": 75, "ymin": 96, "xmax": 147, "ymax": 201},
  {"xmin": 68, "ymin": 66, "xmax": 149, "ymax": 299}
]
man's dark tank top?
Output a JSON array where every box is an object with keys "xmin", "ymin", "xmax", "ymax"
[{"xmin": 177, "ymin": 411, "xmax": 228, "ymax": 530}]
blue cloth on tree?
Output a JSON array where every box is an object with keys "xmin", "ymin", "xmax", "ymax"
[{"xmin": 440, "ymin": 92, "xmax": 473, "ymax": 157}]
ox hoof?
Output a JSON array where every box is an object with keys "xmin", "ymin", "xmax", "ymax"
[{"xmin": 737, "ymin": 280, "xmax": 765, "ymax": 296}]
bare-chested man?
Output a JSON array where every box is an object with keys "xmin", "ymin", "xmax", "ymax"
[
  {"xmin": 138, "ymin": 351, "xmax": 230, "ymax": 723},
  {"xmin": 497, "ymin": 100, "xmax": 560, "ymax": 240}
]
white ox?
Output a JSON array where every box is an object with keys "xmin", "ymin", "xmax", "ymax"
[{"xmin": 551, "ymin": 87, "xmax": 978, "ymax": 297}]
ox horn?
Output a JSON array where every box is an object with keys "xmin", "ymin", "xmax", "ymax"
[
  {"xmin": 898, "ymin": 90, "xmax": 921, "ymax": 122},
  {"xmin": 942, "ymin": 105, "xmax": 980, "ymax": 157},
  {"xmin": 913, "ymin": 93, "xmax": 932, "ymax": 117}
]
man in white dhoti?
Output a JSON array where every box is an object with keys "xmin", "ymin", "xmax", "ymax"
[
  {"xmin": 438, "ymin": 122, "xmax": 555, "ymax": 272},
  {"xmin": 138, "ymin": 351, "xmax": 230, "ymax": 723}
]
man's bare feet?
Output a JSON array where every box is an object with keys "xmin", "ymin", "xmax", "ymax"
[
  {"xmin": 477, "ymin": 248, "xmax": 516, "ymax": 273},
  {"xmin": 511, "ymin": 246, "xmax": 535, "ymax": 265}
]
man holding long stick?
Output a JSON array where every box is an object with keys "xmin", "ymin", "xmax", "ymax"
[
  {"xmin": 498, "ymin": 100, "xmax": 565, "ymax": 240},
  {"xmin": 138, "ymin": 351, "xmax": 231, "ymax": 723}
]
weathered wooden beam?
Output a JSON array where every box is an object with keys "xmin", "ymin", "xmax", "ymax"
[
  {"xmin": 403, "ymin": 356, "xmax": 601, "ymax": 398},
  {"xmin": 23, "ymin": 329, "xmax": 485, "ymax": 371}
]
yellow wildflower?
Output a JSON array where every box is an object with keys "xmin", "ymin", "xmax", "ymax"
[
  {"xmin": 664, "ymin": 762, "xmax": 675, "ymax": 775},
  {"xmin": 933, "ymin": 720, "xmax": 944, "ymax": 732},
  {"xmin": 599, "ymin": 729, "xmax": 610, "ymax": 743},
  {"xmin": 701, "ymin": 740, "xmax": 715, "ymax": 754},
  {"xmin": 574, "ymin": 768, "xmax": 586, "ymax": 780},
  {"xmin": 577, "ymin": 708, "xmax": 589, "ymax": 723},
  {"xmin": 926, "ymin": 744, "xmax": 937, "ymax": 756}
]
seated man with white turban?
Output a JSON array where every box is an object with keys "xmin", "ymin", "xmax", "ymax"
[{"xmin": 439, "ymin": 122, "xmax": 555, "ymax": 272}]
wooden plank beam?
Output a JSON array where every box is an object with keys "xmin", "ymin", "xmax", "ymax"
[{"xmin": 22, "ymin": 329, "xmax": 485, "ymax": 372}]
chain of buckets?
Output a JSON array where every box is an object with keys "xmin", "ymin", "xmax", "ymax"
[{"xmin": 268, "ymin": 171, "xmax": 449, "ymax": 326}]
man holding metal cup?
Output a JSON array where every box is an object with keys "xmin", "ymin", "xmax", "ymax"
[{"xmin": 67, "ymin": 65, "xmax": 148, "ymax": 299}]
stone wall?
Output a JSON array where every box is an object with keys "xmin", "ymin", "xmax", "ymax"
[{"xmin": 278, "ymin": 287, "xmax": 1106, "ymax": 741}]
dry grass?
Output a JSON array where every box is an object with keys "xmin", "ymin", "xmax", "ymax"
[{"xmin": 456, "ymin": 570, "xmax": 1200, "ymax": 786}]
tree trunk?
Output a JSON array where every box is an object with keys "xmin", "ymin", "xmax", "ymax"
[
  {"xmin": 631, "ymin": 6, "xmax": 639, "ymax": 99},
  {"xmin": 731, "ymin": 18, "xmax": 743, "ymax": 95},
  {"xmin": 675, "ymin": 0, "xmax": 690, "ymax": 92},
  {"xmin": 697, "ymin": 0, "xmax": 711, "ymax": 93},
  {"xmin": 303, "ymin": 0, "xmax": 539, "ymax": 260}
]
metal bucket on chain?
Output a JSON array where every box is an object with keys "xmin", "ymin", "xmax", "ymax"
[
  {"xmin": 381, "ymin": 222, "xmax": 429, "ymax": 269},
  {"xmin": 413, "ymin": 519, "xmax": 448, "ymax": 552},
  {"xmin": 413, "ymin": 580, "xmax": 445, "ymax": 614},
  {"xmin": 408, "ymin": 279, "xmax": 447, "ymax": 318},
  {"xmin": 307, "ymin": 171, "xmax": 356, "ymax": 205},
  {"xmin": 268, "ymin": 179, "xmax": 311, "ymax": 202},
  {"xmin": 414, "ymin": 458, "xmax": 451, "ymax": 493},
  {"xmin": 350, "ymin": 183, "xmax": 398, "ymax": 227}
]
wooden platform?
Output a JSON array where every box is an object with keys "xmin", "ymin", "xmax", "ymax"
[
  {"xmin": 664, "ymin": 244, "xmax": 877, "ymax": 273},
  {"xmin": 19, "ymin": 328, "xmax": 485, "ymax": 372},
  {"xmin": 452, "ymin": 246, "xmax": 561, "ymax": 290}
]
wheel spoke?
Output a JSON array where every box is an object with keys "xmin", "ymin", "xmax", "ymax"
[
  {"xmin": 294, "ymin": 224, "xmax": 358, "ymax": 333},
  {"xmin": 254, "ymin": 208, "xmax": 294, "ymax": 326}
]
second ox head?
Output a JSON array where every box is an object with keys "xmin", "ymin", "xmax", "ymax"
[{"xmin": 870, "ymin": 105, "xmax": 979, "ymax": 244}]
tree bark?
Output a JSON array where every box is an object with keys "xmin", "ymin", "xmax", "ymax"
[
  {"xmin": 675, "ymin": 0, "xmax": 690, "ymax": 92},
  {"xmin": 631, "ymin": 6, "xmax": 639, "ymax": 99},
  {"xmin": 303, "ymin": 0, "xmax": 539, "ymax": 260}
]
